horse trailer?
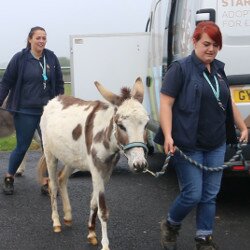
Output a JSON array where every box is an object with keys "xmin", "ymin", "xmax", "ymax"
[{"xmin": 70, "ymin": 0, "xmax": 250, "ymax": 175}]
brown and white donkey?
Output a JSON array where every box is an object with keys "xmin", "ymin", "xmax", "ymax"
[{"xmin": 37, "ymin": 77, "xmax": 149, "ymax": 250}]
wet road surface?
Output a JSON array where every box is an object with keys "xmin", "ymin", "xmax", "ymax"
[{"xmin": 0, "ymin": 151, "xmax": 250, "ymax": 250}]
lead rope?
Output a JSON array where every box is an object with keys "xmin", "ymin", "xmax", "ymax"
[{"xmin": 143, "ymin": 142, "xmax": 247, "ymax": 178}]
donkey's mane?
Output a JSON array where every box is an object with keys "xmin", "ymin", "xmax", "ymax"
[{"xmin": 120, "ymin": 87, "xmax": 131, "ymax": 102}]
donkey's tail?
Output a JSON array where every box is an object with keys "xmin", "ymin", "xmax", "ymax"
[{"xmin": 37, "ymin": 154, "xmax": 47, "ymax": 185}]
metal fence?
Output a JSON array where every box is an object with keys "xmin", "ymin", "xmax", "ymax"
[{"xmin": 0, "ymin": 66, "xmax": 71, "ymax": 84}]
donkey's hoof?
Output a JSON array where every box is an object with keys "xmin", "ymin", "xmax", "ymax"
[
  {"xmin": 87, "ymin": 236, "xmax": 98, "ymax": 245},
  {"xmin": 64, "ymin": 219, "xmax": 72, "ymax": 227},
  {"xmin": 53, "ymin": 226, "xmax": 61, "ymax": 233},
  {"xmin": 15, "ymin": 171, "xmax": 24, "ymax": 177}
]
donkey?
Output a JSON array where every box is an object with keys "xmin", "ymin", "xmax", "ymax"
[
  {"xmin": 37, "ymin": 77, "xmax": 149, "ymax": 250},
  {"xmin": 0, "ymin": 100, "xmax": 41, "ymax": 175}
]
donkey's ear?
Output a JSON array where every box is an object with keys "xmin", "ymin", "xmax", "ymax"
[
  {"xmin": 131, "ymin": 77, "xmax": 144, "ymax": 103},
  {"xmin": 94, "ymin": 81, "xmax": 122, "ymax": 106}
]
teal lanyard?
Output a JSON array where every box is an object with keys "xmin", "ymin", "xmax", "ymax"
[
  {"xmin": 203, "ymin": 71, "xmax": 225, "ymax": 111},
  {"xmin": 39, "ymin": 56, "xmax": 48, "ymax": 82},
  {"xmin": 203, "ymin": 72, "xmax": 219, "ymax": 100},
  {"xmin": 31, "ymin": 51, "xmax": 48, "ymax": 82}
]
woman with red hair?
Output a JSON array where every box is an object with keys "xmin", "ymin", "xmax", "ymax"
[{"xmin": 155, "ymin": 21, "xmax": 248, "ymax": 249}]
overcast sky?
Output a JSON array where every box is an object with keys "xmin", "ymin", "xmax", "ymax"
[{"xmin": 0, "ymin": 0, "xmax": 152, "ymax": 66}]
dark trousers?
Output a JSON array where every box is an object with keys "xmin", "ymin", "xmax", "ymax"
[{"xmin": 7, "ymin": 109, "xmax": 42, "ymax": 176}]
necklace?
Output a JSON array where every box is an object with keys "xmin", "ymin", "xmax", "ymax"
[{"xmin": 203, "ymin": 72, "xmax": 225, "ymax": 111}]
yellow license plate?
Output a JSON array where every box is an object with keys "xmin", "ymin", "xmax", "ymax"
[{"xmin": 232, "ymin": 89, "xmax": 250, "ymax": 103}]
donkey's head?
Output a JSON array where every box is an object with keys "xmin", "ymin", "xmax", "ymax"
[
  {"xmin": 95, "ymin": 77, "xmax": 149, "ymax": 172},
  {"xmin": 0, "ymin": 98, "xmax": 15, "ymax": 137}
]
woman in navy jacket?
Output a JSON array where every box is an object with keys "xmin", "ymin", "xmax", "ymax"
[
  {"xmin": 156, "ymin": 22, "xmax": 248, "ymax": 250},
  {"xmin": 0, "ymin": 26, "xmax": 64, "ymax": 195}
]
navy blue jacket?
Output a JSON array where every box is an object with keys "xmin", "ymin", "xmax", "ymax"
[
  {"xmin": 154, "ymin": 52, "xmax": 237, "ymax": 150},
  {"xmin": 0, "ymin": 48, "xmax": 64, "ymax": 110}
]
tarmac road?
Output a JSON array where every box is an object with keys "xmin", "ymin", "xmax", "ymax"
[{"xmin": 0, "ymin": 150, "xmax": 250, "ymax": 250}]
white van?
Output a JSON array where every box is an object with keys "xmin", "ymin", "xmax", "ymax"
[
  {"xmin": 145, "ymin": 0, "xmax": 250, "ymax": 174},
  {"xmin": 70, "ymin": 0, "xmax": 250, "ymax": 175}
]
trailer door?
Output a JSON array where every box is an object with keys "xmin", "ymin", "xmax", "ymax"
[{"xmin": 70, "ymin": 33, "xmax": 149, "ymax": 103}]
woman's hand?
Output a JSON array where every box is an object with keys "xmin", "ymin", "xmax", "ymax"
[
  {"xmin": 160, "ymin": 94, "xmax": 176, "ymax": 155},
  {"xmin": 239, "ymin": 128, "xmax": 248, "ymax": 143},
  {"xmin": 164, "ymin": 135, "xmax": 176, "ymax": 155},
  {"xmin": 231, "ymin": 100, "xmax": 248, "ymax": 143}
]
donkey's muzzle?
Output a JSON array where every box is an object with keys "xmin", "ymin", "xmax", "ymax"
[{"xmin": 133, "ymin": 161, "xmax": 148, "ymax": 173}]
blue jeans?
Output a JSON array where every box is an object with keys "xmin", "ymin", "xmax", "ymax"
[
  {"xmin": 7, "ymin": 109, "xmax": 42, "ymax": 176},
  {"xmin": 167, "ymin": 143, "xmax": 226, "ymax": 236}
]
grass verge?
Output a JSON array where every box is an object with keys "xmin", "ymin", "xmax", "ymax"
[{"xmin": 0, "ymin": 84, "xmax": 71, "ymax": 151}]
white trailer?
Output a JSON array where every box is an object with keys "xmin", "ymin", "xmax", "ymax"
[{"xmin": 70, "ymin": 33, "xmax": 150, "ymax": 109}]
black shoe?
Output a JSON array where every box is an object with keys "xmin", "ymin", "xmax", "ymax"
[
  {"xmin": 160, "ymin": 220, "xmax": 181, "ymax": 250},
  {"xmin": 41, "ymin": 183, "xmax": 49, "ymax": 196},
  {"xmin": 3, "ymin": 176, "xmax": 14, "ymax": 195},
  {"xmin": 195, "ymin": 235, "xmax": 219, "ymax": 250}
]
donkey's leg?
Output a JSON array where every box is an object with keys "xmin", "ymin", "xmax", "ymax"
[
  {"xmin": 16, "ymin": 130, "xmax": 41, "ymax": 176},
  {"xmin": 91, "ymin": 171, "xmax": 110, "ymax": 250},
  {"xmin": 15, "ymin": 153, "xmax": 27, "ymax": 176},
  {"xmin": 87, "ymin": 191, "xmax": 98, "ymax": 246},
  {"xmin": 58, "ymin": 165, "xmax": 74, "ymax": 227},
  {"xmin": 98, "ymin": 190, "xmax": 110, "ymax": 250},
  {"xmin": 33, "ymin": 129, "xmax": 41, "ymax": 145},
  {"xmin": 45, "ymin": 151, "xmax": 61, "ymax": 232}
]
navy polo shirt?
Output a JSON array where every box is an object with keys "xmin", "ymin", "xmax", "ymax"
[
  {"xmin": 160, "ymin": 52, "xmax": 230, "ymax": 150},
  {"xmin": 19, "ymin": 52, "xmax": 52, "ymax": 108}
]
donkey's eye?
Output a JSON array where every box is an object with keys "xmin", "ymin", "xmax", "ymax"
[{"xmin": 118, "ymin": 124, "xmax": 126, "ymax": 131}]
